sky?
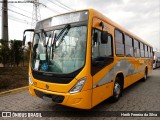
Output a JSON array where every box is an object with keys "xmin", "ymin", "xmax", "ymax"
[{"xmin": 0, "ymin": 0, "xmax": 160, "ymax": 51}]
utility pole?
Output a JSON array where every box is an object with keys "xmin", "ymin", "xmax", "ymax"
[
  {"xmin": 2, "ymin": 0, "xmax": 9, "ymax": 41},
  {"xmin": 31, "ymin": 0, "xmax": 41, "ymax": 28}
]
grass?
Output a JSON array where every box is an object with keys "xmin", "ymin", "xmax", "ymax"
[{"xmin": 0, "ymin": 67, "xmax": 28, "ymax": 92}]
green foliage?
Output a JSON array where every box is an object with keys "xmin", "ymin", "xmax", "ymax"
[
  {"xmin": 10, "ymin": 40, "xmax": 23, "ymax": 66},
  {"xmin": 0, "ymin": 39, "xmax": 25, "ymax": 67},
  {"xmin": 0, "ymin": 39, "xmax": 10, "ymax": 66}
]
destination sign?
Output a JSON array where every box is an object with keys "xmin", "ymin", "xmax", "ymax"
[{"xmin": 35, "ymin": 10, "xmax": 88, "ymax": 30}]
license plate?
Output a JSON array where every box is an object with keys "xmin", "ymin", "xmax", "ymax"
[{"xmin": 42, "ymin": 96, "xmax": 52, "ymax": 103}]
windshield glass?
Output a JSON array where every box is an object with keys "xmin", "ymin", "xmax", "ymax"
[{"xmin": 31, "ymin": 26, "xmax": 87, "ymax": 74}]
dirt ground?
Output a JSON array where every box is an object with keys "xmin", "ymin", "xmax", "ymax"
[{"xmin": 0, "ymin": 66, "xmax": 28, "ymax": 92}]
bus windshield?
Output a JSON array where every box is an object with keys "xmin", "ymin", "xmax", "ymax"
[{"xmin": 31, "ymin": 25, "xmax": 87, "ymax": 74}]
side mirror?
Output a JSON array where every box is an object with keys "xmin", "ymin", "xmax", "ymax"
[
  {"xmin": 22, "ymin": 29, "xmax": 34, "ymax": 47},
  {"xmin": 22, "ymin": 35, "xmax": 26, "ymax": 46},
  {"xmin": 101, "ymin": 31, "xmax": 108, "ymax": 44}
]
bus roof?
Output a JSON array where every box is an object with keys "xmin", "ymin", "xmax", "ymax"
[{"xmin": 89, "ymin": 8, "xmax": 152, "ymax": 48}]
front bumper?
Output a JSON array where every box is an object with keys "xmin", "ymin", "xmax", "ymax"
[{"xmin": 29, "ymin": 85, "xmax": 92, "ymax": 109}]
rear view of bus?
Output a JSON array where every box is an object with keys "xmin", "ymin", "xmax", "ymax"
[{"xmin": 27, "ymin": 10, "xmax": 93, "ymax": 109}]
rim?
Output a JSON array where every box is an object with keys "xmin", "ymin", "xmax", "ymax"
[
  {"xmin": 114, "ymin": 82, "xmax": 121, "ymax": 98},
  {"xmin": 144, "ymin": 72, "xmax": 147, "ymax": 80}
]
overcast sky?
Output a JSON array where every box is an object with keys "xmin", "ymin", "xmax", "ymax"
[{"xmin": 0, "ymin": 0, "xmax": 160, "ymax": 50}]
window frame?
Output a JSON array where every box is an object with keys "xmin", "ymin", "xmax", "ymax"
[
  {"xmin": 91, "ymin": 27, "xmax": 114, "ymax": 76},
  {"xmin": 92, "ymin": 27, "xmax": 114, "ymax": 57},
  {"xmin": 140, "ymin": 42, "xmax": 145, "ymax": 58},
  {"xmin": 115, "ymin": 29, "xmax": 125, "ymax": 56},
  {"xmin": 144, "ymin": 45, "xmax": 149, "ymax": 58},
  {"xmin": 124, "ymin": 34, "xmax": 134, "ymax": 57},
  {"xmin": 133, "ymin": 39, "xmax": 141, "ymax": 58}
]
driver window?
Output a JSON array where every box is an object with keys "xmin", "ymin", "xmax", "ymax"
[{"xmin": 92, "ymin": 29, "xmax": 113, "ymax": 59}]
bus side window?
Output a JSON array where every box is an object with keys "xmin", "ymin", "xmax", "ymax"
[
  {"xmin": 148, "ymin": 47, "xmax": 151, "ymax": 57},
  {"xmin": 145, "ymin": 45, "xmax": 149, "ymax": 58},
  {"xmin": 92, "ymin": 29, "xmax": 113, "ymax": 59},
  {"xmin": 124, "ymin": 34, "xmax": 134, "ymax": 57},
  {"xmin": 140, "ymin": 42, "xmax": 144, "ymax": 57},
  {"xmin": 134, "ymin": 39, "xmax": 140, "ymax": 57},
  {"xmin": 115, "ymin": 29, "xmax": 124, "ymax": 56},
  {"xmin": 151, "ymin": 48, "xmax": 153, "ymax": 57}
]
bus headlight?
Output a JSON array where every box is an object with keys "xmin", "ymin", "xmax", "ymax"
[
  {"xmin": 69, "ymin": 77, "xmax": 86, "ymax": 94},
  {"xmin": 29, "ymin": 74, "xmax": 33, "ymax": 85}
]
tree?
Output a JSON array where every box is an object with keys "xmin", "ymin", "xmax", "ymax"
[
  {"xmin": 0, "ymin": 43, "xmax": 2, "ymax": 63},
  {"xmin": 12, "ymin": 40, "xmax": 22, "ymax": 66},
  {"xmin": 22, "ymin": 41, "xmax": 32, "ymax": 66},
  {"xmin": 0, "ymin": 39, "xmax": 10, "ymax": 67}
]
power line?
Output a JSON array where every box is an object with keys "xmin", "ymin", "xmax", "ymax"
[
  {"xmin": 55, "ymin": 0, "xmax": 74, "ymax": 11},
  {"xmin": 9, "ymin": 14, "xmax": 32, "ymax": 25},
  {"xmin": 9, "ymin": 1, "xmax": 59, "ymax": 14},
  {"xmin": 1, "ymin": 1, "xmax": 73, "ymax": 26},
  {"xmin": 2, "ymin": 7, "xmax": 35, "ymax": 20},
  {"xmin": 8, "ymin": 3, "xmax": 32, "ymax": 14},
  {"xmin": 9, "ymin": 17, "xmax": 31, "ymax": 25},
  {"xmin": 46, "ymin": 0, "xmax": 73, "ymax": 11},
  {"xmin": 0, "ymin": 14, "xmax": 31, "ymax": 25},
  {"xmin": 3, "ymin": 2, "xmax": 57, "ymax": 24},
  {"xmin": 0, "ymin": 9, "xmax": 31, "ymax": 25},
  {"xmin": 43, "ymin": 5, "xmax": 60, "ymax": 13},
  {"xmin": 37, "ymin": 1, "xmax": 60, "ymax": 14}
]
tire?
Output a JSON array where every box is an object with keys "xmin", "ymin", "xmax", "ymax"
[
  {"xmin": 110, "ymin": 77, "xmax": 122, "ymax": 102},
  {"xmin": 142, "ymin": 68, "xmax": 147, "ymax": 82}
]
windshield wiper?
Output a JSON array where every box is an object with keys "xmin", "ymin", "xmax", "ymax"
[
  {"xmin": 51, "ymin": 33, "xmax": 57, "ymax": 59},
  {"xmin": 55, "ymin": 24, "xmax": 71, "ymax": 48},
  {"xmin": 51, "ymin": 24, "xmax": 71, "ymax": 59}
]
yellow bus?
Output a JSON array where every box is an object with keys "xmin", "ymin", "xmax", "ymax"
[{"xmin": 23, "ymin": 9, "xmax": 153, "ymax": 109}]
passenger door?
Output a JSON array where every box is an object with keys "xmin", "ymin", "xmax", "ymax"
[{"xmin": 91, "ymin": 18, "xmax": 115, "ymax": 107}]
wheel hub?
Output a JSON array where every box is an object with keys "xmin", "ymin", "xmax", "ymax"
[{"xmin": 114, "ymin": 83, "xmax": 121, "ymax": 98}]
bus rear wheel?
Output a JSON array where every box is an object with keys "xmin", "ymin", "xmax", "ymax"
[
  {"xmin": 142, "ymin": 68, "xmax": 148, "ymax": 82},
  {"xmin": 110, "ymin": 77, "xmax": 122, "ymax": 102}
]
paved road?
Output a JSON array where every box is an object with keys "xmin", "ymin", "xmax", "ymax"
[{"xmin": 0, "ymin": 68, "xmax": 160, "ymax": 120}]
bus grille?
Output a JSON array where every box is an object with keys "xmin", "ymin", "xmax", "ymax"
[{"xmin": 34, "ymin": 89, "xmax": 65, "ymax": 103}]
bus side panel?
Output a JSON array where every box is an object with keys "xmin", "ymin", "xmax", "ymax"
[
  {"xmin": 124, "ymin": 75, "xmax": 133, "ymax": 88},
  {"xmin": 137, "ymin": 58, "xmax": 152, "ymax": 80},
  {"xmin": 123, "ymin": 58, "xmax": 135, "ymax": 88},
  {"xmin": 92, "ymin": 82, "xmax": 113, "ymax": 107}
]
